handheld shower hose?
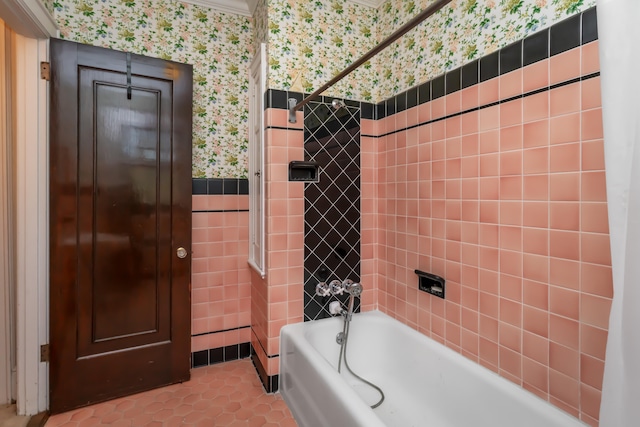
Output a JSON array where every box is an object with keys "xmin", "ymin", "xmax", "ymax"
[{"xmin": 337, "ymin": 284, "xmax": 385, "ymax": 409}]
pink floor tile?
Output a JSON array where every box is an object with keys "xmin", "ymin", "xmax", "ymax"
[{"xmin": 46, "ymin": 360, "xmax": 297, "ymax": 427}]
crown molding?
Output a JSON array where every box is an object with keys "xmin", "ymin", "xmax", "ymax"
[
  {"xmin": 182, "ymin": 0, "xmax": 382, "ymax": 17},
  {"xmin": 180, "ymin": 0, "xmax": 252, "ymax": 17},
  {"xmin": 348, "ymin": 0, "xmax": 386, "ymax": 7}
]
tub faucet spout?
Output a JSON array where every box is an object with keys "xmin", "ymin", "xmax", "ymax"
[{"xmin": 329, "ymin": 301, "xmax": 345, "ymax": 316}]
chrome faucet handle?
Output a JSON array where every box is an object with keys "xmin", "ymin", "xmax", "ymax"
[
  {"xmin": 329, "ymin": 279, "xmax": 344, "ymax": 295},
  {"xmin": 315, "ymin": 282, "xmax": 331, "ymax": 297}
]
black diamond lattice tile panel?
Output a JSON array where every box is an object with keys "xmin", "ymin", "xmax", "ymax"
[{"xmin": 303, "ymin": 101, "xmax": 361, "ymax": 322}]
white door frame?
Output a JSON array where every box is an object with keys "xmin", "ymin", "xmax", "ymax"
[
  {"xmin": 248, "ymin": 43, "xmax": 266, "ymax": 278},
  {"xmin": 0, "ymin": 17, "xmax": 15, "ymax": 407},
  {"xmin": 0, "ymin": 0, "xmax": 55, "ymax": 416}
]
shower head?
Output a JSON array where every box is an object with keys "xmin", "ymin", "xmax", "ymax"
[
  {"xmin": 344, "ymin": 280, "xmax": 363, "ymax": 297},
  {"xmin": 332, "ymin": 99, "xmax": 344, "ymax": 110},
  {"xmin": 350, "ymin": 283, "xmax": 363, "ymax": 297}
]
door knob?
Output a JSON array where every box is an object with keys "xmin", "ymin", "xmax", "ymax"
[{"xmin": 176, "ymin": 247, "xmax": 187, "ymax": 258}]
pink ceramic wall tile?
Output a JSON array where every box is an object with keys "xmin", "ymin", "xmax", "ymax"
[
  {"xmin": 523, "ymin": 120, "xmax": 550, "ymax": 148},
  {"xmin": 581, "ymin": 203, "xmax": 609, "ymax": 234},
  {"xmin": 478, "ymin": 78, "xmax": 499, "ymax": 105},
  {"xmin": 580, "ymin": 383, "xmax": 601, "ymax": 422},
  {"xmin": 523, "ymin": 92, "xmax": 549, "ymax": 123},
  {"xmin": 550, "ymin": 48, "xmax": 581, "ymax": 85},
  {"xmin": 581, "ymin": 171, "xmax": 607, "ymax": 202},
  {"xmin": 580, "ymin": 294, "xmax": 612, "ymax": 330},
  {"xmin": 581, "ymin": 139, "xmax": 605, "ymax": 171},
  {"xmin": 550, "ymin": 83, "xmax": 581, "ymax": 117},
  {"xmin": 500, "ymin": 99, "xmax": 523, "ymax": 128},
  {"xmin": 445, "ymin": 91, "xmax": 461, "ymax": 116},
  {"xmin": 582, "ymin": 108, "xmax": 604, "ymax": 141},
  {"xmin": 580, "ymin": 353, "xmax": 605, "ymax": 389},
  {"xmin": 461, "ymin": 85, "xmax": 479, "ymax": 111},
  {"xmin": 581, "ymin": 41, "xmax": 600, "ymax": 76},
  {"xmin": 550, "ymin": 143, "xmax": 581, "ymax": 172},
  {"xmin": 549, "ymin": 369, "xmax": 580, "ymax": 410},
  {"xmin": 549, "ymin": 258, "xmax": 580, "ymax": 290},
  {"xmin": 432, "ymin": 97, "xmax": 445, "ymax": 120},
  {"xmin": 550, "ymin": 113, "xmax": 581, "ymax": 144},
  {"xmin": 523, "ymin": 59, "xmax": 549, "ymax": 93},
  {"xmin": 500, "ymin": 69, "xmax": 523, "ymax": 100},
  {"xmin": 581, "ymin": 233, "xmax": 612, "ymax": 266},
  {"xmin": 396, "ymin": 110, "xmax": 408, "ymax": 130},
  {"xmin": 549, "ymin": 202, "xmax": 580, "ymax": 231}
]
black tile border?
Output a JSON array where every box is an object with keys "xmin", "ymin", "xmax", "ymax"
[
  {"xmin": 251, "ymin": 349, "xmax": 279, "ymax": 393},
  {"xmin": 373, "ymin": 72, "xmax": 600, "ymax": 139},
  {"xmin": 523, "ymin": 29, "xmax": 549, "ymax": 66},
  {"xmin": 500, "ymin": 40, "xmax": 522, "ymax": 75},
  {"xmin": 461, "ymin": 60, "xmax": 478, "ymax": 89},
  {"xmin": 385, "ymin": 96, "xmax": 396, "ymax": 116},
  {"xmin": 262, "ymin": 6, "xmax": 597, "ymax": 124},
  {"xmin": 265, "ymin": 88, "xmax": 376, "ymax": 120},
  {"xmin": 406, "ymin": 86, "xmax": 418, "ymax": 109},
  {"xmin": 192, "ymin": 178, "xmax": 249, "ymax": 195},
  {"xmin": 190, "ymin": 341, "xmax": 252, "ymax": 369},
  {"xmin": 418, "ymin": 80, "xmax": 431, "ymax": 105},
  {"xmin": 550, "ymin": 13, "xmax": 581, "ymax": 56},
  {"xmin": 190, "ymin": 336, "xmax": 280, "ymax": 393},
  {"xmin": 431, "ymin": 74, "xmax": 445, "ymax": 99},
  {"xmin": 377, "ymin": 6, "xmax": 595, "ymax": 119},
  {"xmin": 445, "ymin": 68, "xmax": 461, "ymax": 94},
  {"xmin": 396, "ymin": 91, "xmax": 407, "ymax": 112},
  {"xmin": 582, "ymin": 7, "xmax": 598, "ymax": 44},
  {"xmin": 479, "ymin": 50, "xmax": 499, "ymax": 82}
]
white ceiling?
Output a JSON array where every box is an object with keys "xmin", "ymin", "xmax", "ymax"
[{"xmin": 182, "ymin": 0, "xmax": 384, "ymax": 17}]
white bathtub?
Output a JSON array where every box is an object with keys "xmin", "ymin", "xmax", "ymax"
[{"xmin": 280, "ymin": 310, "xmax": 586, "ymax": 427}]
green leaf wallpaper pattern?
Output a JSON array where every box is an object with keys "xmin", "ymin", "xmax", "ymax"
[
  {"xmin": 267, "ymin": 0, "xmax": 596, "ymax": 102},
  {"xmin": 252, "ymin": 0, "xmax": 269, "ymax": 55},
  {"xmin": 53, "ymin": 0, "xmax": 253, "ymax": 179},
  {"xmin": 41, "ymin": 0, "xmax": 55, "ymax": 15},
  {"xmin": 266, "ymin": 0, "xmax": 380, "ymax": 101},
  {"xmin": 373, "ymin": 0, "xmax": 596, "ymax": 101},
  {"xmin": 50, "ymin": 0, "xmax": 596, "ymax": 178}
]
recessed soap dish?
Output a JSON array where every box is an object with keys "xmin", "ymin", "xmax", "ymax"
[
  {"xmin": 289, "ymin": 161, "xmax": 320, "ymax": 183},
  {"xmin": 415, "ymin": 270, "xmax": 445, "ymax": 299}
]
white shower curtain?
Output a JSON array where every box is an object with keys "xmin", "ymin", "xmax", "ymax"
[{"xmin": 597, "ymin": 0, "xmax": 640, "ymax": 425}]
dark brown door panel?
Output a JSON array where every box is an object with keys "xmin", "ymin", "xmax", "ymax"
[{"xmin": 49, "ymin": 38, "xmax": 192, "ymax": 413}]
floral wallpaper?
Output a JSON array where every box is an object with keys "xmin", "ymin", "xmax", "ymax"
[
  {"xmin": 50, "ymin": 0, "xmax": 597, "ymax": 177},
  {"xmin": 41, "ymin": 0, "xmax": 55, "ymax": 15},
  {"xmin": 374, "ymin": 0, "xmax": 597, "ymax": 100},
  {"xmin": 266, "ymin": 0, "xmax": 596, "ymax": 102},
  {"xmin": 266, "ymin": 0, "xmax": 379, "ymax": 101},
  {"xmin": 53, "ymin": 0, "xmax": 253, "ymax": 178},
  {"xmin": 252, "ymin": 0, "xmax": 268, "ymax": 57}
]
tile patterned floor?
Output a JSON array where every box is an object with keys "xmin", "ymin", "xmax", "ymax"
[{"xmin": 45, "ymin": 359, "xmax": 297, "ymax": 427}]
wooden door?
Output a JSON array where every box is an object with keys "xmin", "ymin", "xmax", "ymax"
[{"xmin": 49, "ymin": 38, "xmax": 192, "ymax": 413}]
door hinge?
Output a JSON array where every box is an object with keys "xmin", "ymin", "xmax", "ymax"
[
  {"xmin": 40, "ymin": 344, "xmax": 50, "ymax": 362},
  {"xmin": 40, "ymin": 62, "xmax": 50, "ymax": 81}
]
